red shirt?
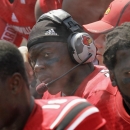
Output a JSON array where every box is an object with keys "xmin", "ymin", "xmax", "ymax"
[
  {"xmin": 87, "ymin": 84, "xmax": 130, "ymax": 129},
  {"xmin": 39, "ymin": 0, "xmax": 62, "ymax": 13},
  {"xmin": 23, "ymin": 96, "xmax": 106, "ymax": 130},
  {"xmin": 0, "ymin": 0, "xmax": 36, "ymax": 46},
  {"xmin": 42, "ymin": 65, "xmax": 111, "ymax": 99}
]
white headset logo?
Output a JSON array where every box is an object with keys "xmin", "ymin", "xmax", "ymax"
[
  {"xmin": 70, "ymin": 33, "xmax": 96, "ymax": 64},
  {"xmin": 81, "ymin": 35, "xmax": 92, "ymax": 46}
]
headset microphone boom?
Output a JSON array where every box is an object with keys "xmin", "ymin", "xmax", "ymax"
[{"xmin": 36, "ymin": 53, "xmax": 92, "ymax": 94}]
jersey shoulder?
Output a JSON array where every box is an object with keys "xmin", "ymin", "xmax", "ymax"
[
  {"xmin": 79, "ymin": 65, "xmax": 116, "ymax": 99},
  {"xmin": 86, "ymin": 66, "xmax": 118, "ymax": 106},
  {"xmin": 89, "ymin": 65, "xmax": 118, "ymax": 95},
  {"xmin": 36, "ymin": 97, "xmax": 106, "ymax": 130},
  {"xmin": 24, "ymin": 97, "xmax": 106, "ymax": 130}
]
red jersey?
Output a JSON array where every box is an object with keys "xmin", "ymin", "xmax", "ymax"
[
  {"xmin": 87, "ymin": 84, "xmax": 130, "ymax": 129},
  {"xmin": 39, "ymin": 0, "xmax": 62, "ymax": 13},
  {"xmin": 24, "ymin": 96, "xmax": 106, "ymax": 130},
  {"xmin": 42, "ymin": 65, "xmax": 112, "ymax": 99},
  {"xmin": 0, "ymin": 0, "xmax": 36, "ymax": 46}
]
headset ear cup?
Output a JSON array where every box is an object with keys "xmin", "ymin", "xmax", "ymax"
[
  {"xmin": 67, "ymin": 33, "xmax": 79, "ymax": 64},
  {"xmin": 68, "ymin": 32, "xmax": 96, "ymax": 64}
]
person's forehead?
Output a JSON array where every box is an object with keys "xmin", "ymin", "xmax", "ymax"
[
  {"xmin": 115, "ymin": 49, "xmax": 130, "ymax": 67},
  {"xmin": 29, "ymin": 42, "xmax": 66, "ymax": 54}
]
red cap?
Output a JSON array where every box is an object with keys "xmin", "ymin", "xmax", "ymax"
[{"xmin": 83, "ymin": 0, "xmax": 130, "ymax": 34}]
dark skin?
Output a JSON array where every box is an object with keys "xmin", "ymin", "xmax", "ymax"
[
  {"xmin": 62, "ymin": 0, "xmax": 113, "ymax": 25},
  {"xmin": 18, "ymin": 46, "xmax": 43, "ymax": 99},
  {"xmin": 110, "ymin": 49, "xmax": 130, "ymax": 114},
  {"xmin": 35, "ymin": 0, "xmax": 113, "ymax": 24},
  {"xmin": 29, "ymin": 42, "xmax": 94, "ymax": 95},
  {"xmin": 0, "ymin": 73, "xmax": 34, "ymax": 130}
]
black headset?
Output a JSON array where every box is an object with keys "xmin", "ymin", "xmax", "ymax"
[{"xmin": 37, "ymin": 9, "xmax": 96, "ymax": 64}]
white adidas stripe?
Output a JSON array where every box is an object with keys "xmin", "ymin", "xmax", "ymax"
[
  {"xmin": 20, "ymin": 0, "xmax": 25, "ymax": 4},
  {"xmin": 50, "ymin": 98, "xmax": 86, "ymax": 129},
  {"xmin": 67, "ymin": 107, "xmax": 99, "ymax": 130}
]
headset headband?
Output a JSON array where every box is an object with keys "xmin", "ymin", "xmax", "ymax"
[{"xmin": 37, "ymin": 9, "xmax": 82, "ymax": 33}]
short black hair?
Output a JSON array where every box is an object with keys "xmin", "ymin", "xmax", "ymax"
[
  {"xmin": 103, "ymin": 22, "xmax": 130, "ymax": 70},
  {"xmin": 0, "ymin": 40, "xmax": 28, "ymax": 85}
]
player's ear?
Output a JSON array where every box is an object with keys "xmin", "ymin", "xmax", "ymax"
[
  {"xmin": 8, "ymin": 73, "xmax": 23, "ymax": 94},
  {"xmin": 109, "ymin": 70, "xmax": 117, "ymax": 87}
]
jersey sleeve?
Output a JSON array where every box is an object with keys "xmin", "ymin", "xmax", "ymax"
[
  {"xmin": 0, "ymin": 18, "xmax": 23, "ymax": 47},
  {"xmin": 42, "ymin": 96, "xmax": 107, "ymax": 130},
  {"xmin": 56, "ymin": 98, "xmax": 107, "ymax": 130}
]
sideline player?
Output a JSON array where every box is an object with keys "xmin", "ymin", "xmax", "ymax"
[
  {"xmin": 0, "ymin": 0, "xmax": 63, "ymax": 47},
  {"xmin": 87, "ymin": 22, "xmax": 130, "ymax": 129},
  {"xmin": 20, "ymin": 0, "xmax": 113, "ymax": 85},
  {"xmin": 0, "ymin": 40, "xmax": 107, "ymax": 130},
  {"xmin": 83, "ymin": 0, "xmax": 130, "ymax": 65},
  {"xmin": 0, "ymin": 0, "xmax": 37, "ymax": 47},
  {"xmin": 27, "ymin": 9, "xmax": 112, "ymax": 100}
]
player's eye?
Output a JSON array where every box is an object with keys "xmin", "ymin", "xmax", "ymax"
[
  {"xmin": 127, "ymin": 72, "xmax": 130, "ymax": 75},
  {"xmin": 43, "ymin": 53, "xmax": 50, "ymax": 58},
  {"xmin": 125, "ymin": 71, "xmax": 130, "ymax": 76},
  {"xmin": 44, "ymin": 53, "xmax": 49, "ymax": 58}
]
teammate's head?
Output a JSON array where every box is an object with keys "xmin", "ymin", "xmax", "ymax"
[
  {"xmin": 62, "ymin": 0, "xmax": 112, "ymax": 25},
  {"xmin": 27, "ymin": 9, "xmax": 95, "ymax": 95},
  {"xmin": 0, "ymin": 40, "xmax": 32, "ymax": 129},
  {"xmin": 103, "ymin": 22, "xmax": 130, "ymax": 70},
  {"xmin": 103, "ymin": 22, "xmax": 130, "ymax": 105},
  {"xmin": 0, "ymin": 40, "xmax": 28, "ymax": 84},
  {"xmin": 83, "ymin": 0, "xmax": 130, "ymax": 65}
]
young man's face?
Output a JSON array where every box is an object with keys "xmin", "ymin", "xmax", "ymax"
[
  {"xmin": 111, "ymin": 49, "xmax": 130, "ymax": 104},
  {"xmin": 29, "ymin": 42, "xmax": 75, "ymax": 95},
  {"xmin": 94, "ymin": 34, "xmax": 106, "ymax": 65}
]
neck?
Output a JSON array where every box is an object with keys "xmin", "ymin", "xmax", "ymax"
[
  {"xmin": 63, "ymin": 63, "xmax": 94, "ymax": 96},
  {"xmin": 2, "ymin": 97, "xmax": 34, "ymax": 130}
]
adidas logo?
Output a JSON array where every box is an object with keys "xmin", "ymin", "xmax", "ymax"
[{"xmin": 45, "ymin": 29, "xmax": 58, "ymax": 36}]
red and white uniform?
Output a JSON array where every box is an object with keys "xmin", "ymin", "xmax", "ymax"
[
  {"xmin": 24, "ymin": 96, "xmax": 106, "ymax": 130},
  {"xmin": 43, "ymin": 65, "xmax": 111, "ymax": 99},
  {"xmin": 39, "ymin": 0, "xmax": 63, "ymax": 13},
  {"xmin": 0, "ymin": 0, "xmax": 36, "ymax": 46},
  {"xmin": 87, "ymin": 85, "xmax": 130, "ymax": 129}
]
